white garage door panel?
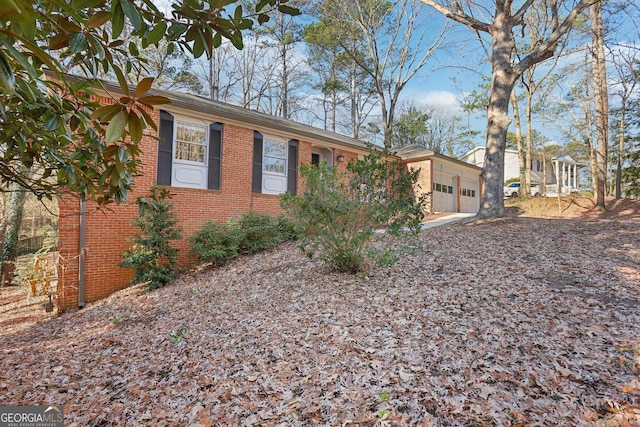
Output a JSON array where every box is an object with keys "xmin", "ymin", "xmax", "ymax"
[
  {"xmin": 433, "ymin": 172, "xmax": 456, "ymax": 212},
  {"xmin": 460, "ymin": 178, "xmax": 479, "ymax": 213}
]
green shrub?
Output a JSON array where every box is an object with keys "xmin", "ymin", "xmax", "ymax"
[
  {"xmin": 121, "ymin": 188, "xmax": 182, "ymax": 290},
  {"xmin": 276, "ymin": 214, "xmax": 297, "ymax": 241},
  {"xmin": 189, "ymin": 220, "xmax": 243, "ymax": 266},
  {"xmin": 236, "ymin": 211, "xmax": 284, "ymax": 254},
  {"xmin": 280, "ymin": 148, "xmax": 427, "ymax": 273}
]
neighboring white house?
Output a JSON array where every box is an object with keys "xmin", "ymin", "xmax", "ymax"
[
  {"xmin": 459, "ymin": 146, "xmax": 582, "ymax": 195},
  {"xmin": 460, "ymin": 147, "xmax": 524, "ymax": 182},
  {"xmin": 547, "ymin": 153, "xmax": 581, "ymax": 196},
  {"xmin": 395, "ymin": 145, "xmax": 483, "ymax": 214}
]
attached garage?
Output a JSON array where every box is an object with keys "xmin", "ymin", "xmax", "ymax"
[
  {"xmin": 394, "ymin": 145, "xmax": 482, "ymax": 214},
  {"xmin": 460, "ymin": 177, "xmax": 480, "ymax": 213},
  {"xmin": 433, "ymin": 171, "xmax": 457, "ymax": 212}
]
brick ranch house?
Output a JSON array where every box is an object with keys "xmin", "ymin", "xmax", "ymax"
[{"xmin": 56, "ymin": 81, "xmax": 482, "ymax": 311}]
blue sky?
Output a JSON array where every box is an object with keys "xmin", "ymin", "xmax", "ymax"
[{"xmin": 158, "ymin": 0, "xmax": 638, "ymax": 155}]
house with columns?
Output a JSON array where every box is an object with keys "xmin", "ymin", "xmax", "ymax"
[
  {"xmin": 548, "ymin": 153, "xmax": 581, "ymax": 196},
  {"xmin": 460, "ymin": 147, "xmax": 583, "ymax": 196}
]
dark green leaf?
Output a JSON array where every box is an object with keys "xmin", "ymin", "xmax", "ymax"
[
  {"xmin": 229, "ymin": 33, "xmax": 243, "ymax": 50},
  {"xmin": 120, "ymin": 0, "xmax": 142, "ymax": 30},
  {"xmin": 192, "ymin": 31, "xmax": 205, "ymax": 58},
  {"xmin": 112, "ymin": 64, "xmax": 130, "ymax": 96},
  {"xmin": 146, "ymin": 22, "xmax": 167, "ymax": 45},
  {"xmin": 212, "ymin": 32, "xmax": 222, "ymax": 48},
  {"xmin": 44, "ymin": 115, "xmax": 61, "ymax": 131},
  {"xmin": 111, "ymin": 2, "xmax": 125, "ymax": 38},
  {"xmin": 69, "ymin": 33, "xmax": 89, "ymax": 53},
  {"xmin": 0, "ymin": 49, "xmax": 15, "ymax": 94},
  {"xmin": 106, "ymin": 110, "xmax": 128, "ymax": 143},
  {"xmin": 278, "ymin": 4, "xmax": 301, "ymax": 16},
  {"xmin": 128, "ymin": 112, "xmax": 143, "ymax": 143},
  {"xmin": 137, "ymin": 95, "xmax": 171, "ymax": 106},
  {"xmin": 72, "ymin": 0, "xmax": 103, "ymax": 9},
  {"xmin": 91, "ymin": 103, "xmax": 123, "ymax": 122},
  {"xmin": 138, "ymin": 107, "xmax": 157, "ymax": 130},
  {"xmin": 167, "ymin": 23, "xmax": 187, "ymax": 40},
  {"xmin": 0, "ymin": 39, "xmax": 36, "ymax": 78}
]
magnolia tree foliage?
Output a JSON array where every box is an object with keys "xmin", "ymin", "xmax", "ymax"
[
  {"xmin": 281, "ymin": 149, "xmax": 427, "ymax": 273},
  {"xmin": 0, "ymin": 0, "xmax": 298, "ymax": 204}
]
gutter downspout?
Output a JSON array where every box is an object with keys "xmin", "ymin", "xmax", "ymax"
[{"xmin": 78, "ymin": 198, "xmax": 86, "ymax": 309}]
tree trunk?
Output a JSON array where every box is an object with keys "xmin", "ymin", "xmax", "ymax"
[
  {"xmin": 591, "ymin": 2, "xmax": 608, "ymax": 210},
  {"xmin": 510, "ymin": 90, "xmax": 526, "ymax": 189},
  {"xmin": 350, "ymin": 62, "xmax": 358, "ymax": 139},
  {"xmin": 1, "ymin": 183, "xmax": 27, "ymax": 286},
  {"xmin": 330, "ymin": 70, "xmax": 337, "ymax": 133},
  {"xmin": 477, "ymin": 15, "xmax": 517, "ymax": 219},
  {"xmin": 616, "ymin": 98, "xmax": 625, "ymax": 199},
  {"xmin": 378, "ymin": 87, "xmax": 392, "ymax": 148},
  {"xmin": 281, "ymin": 42, "xmax": 289, "ymax": 119},
  {"xmin": 525, "ymin": 84, "xmax": 533, "ymax": 196}
]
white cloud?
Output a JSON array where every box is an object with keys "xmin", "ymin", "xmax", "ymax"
[
  {"xmin": 420, "ymin": 91, "xmax": 460, "ymax": 108},
  {"xmin": 401, "ymin": 90, "xmax": 461, "ymax": 111}
]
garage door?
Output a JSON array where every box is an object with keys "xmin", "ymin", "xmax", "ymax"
[
  {"xmin": 459, "ymin": 178, "xmax": 479, "ymax": 213},
  {"xmin": 433, "ymin": 172, "xmax": 456, "ymax": 212}
]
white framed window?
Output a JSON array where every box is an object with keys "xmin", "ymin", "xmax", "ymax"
[
  {"xmin": 175, "ymin": 121, "xmax": 208, "ymax": 164},
  {"xmin": 172, "ymin": 118, "xmax": 209, "ymax": 189},
  {"xmin": 263, "ymin": 139, "xmax": 287, "ymax": 176},
  {"xmin": 259, "ymin": 136, "xmax": 289, "ymax": 195}
]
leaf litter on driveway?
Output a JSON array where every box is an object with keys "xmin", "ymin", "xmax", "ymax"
[{"xmin": 1, "ymin": 217, "xmax": 639, "ymax": 426}]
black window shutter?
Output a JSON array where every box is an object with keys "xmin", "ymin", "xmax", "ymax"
[
  {"xmin": 208, "ymin": 123, "xmax": 223, "ymax": 190},
  {"xmin": 252, "ymin": 131, "xmax": 263, "ymax": 193},
  {"xmin": 157, "ymin": 110, "xmax": 174, "ymax": 186},
  {"xmin": 287, "ymin": 139, "xmax": 298, "ymax": 195}
]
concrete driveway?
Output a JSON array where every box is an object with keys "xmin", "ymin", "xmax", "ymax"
[{"xmin": 421, "ymin": 213, "xmax": 475, "ymax": 229}]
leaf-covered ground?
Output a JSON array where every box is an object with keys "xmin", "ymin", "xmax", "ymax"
[{"xmin": 1, "ymin": 216, "xmax": 639, "ymax": 426}]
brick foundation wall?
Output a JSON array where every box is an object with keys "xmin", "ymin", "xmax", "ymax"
[{"xmin": 57, "ymin": 108, "xmax": 356, "ymax": 310}]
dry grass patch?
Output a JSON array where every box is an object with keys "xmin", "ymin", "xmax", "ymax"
[{"xmin": 506, "ymin": 196, "xmax": 640, "ymax": 221}]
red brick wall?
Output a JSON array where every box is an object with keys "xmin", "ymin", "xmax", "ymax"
[
  {"xmin": 334, "ymin": 151, "xmax": 358, "ymax": 172},
  {"xmin": 402, "ymin": 159, "xmax": 434, "ymax": 214},
  {"xmin": 57, "ymin": 100, "xmax": 159, "ymax": 310},
  {"xmin": 57, "ymin": 107, "xmax": 355, "ymax": 310}
]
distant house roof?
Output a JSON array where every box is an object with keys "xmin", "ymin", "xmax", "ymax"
[
  {"xmin": 59, "ymin": 73, "xmax": 375, "ymax": 155},
  {"xmin": 460, "ymin": 146, "xmax": 551, "ymax": 167},
  {"xmin": 552, "ymin": 153, "xmax": 578, "ymax": 164},
  {"xmin": 394, "ymin": 145, "xmax": 482, "ymax": 170},
  {"xmin": 459, "ymin": 146, "xmax": 521, "ymax": 160}
]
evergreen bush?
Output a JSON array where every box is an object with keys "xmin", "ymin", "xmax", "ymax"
[
  {"xmin": 121, "ymin": 188, "xmax": 182, "ymax": 290},
  {"xmin": 236, "ymin": 211, "xmax": 284, "ymax": 254},
  {"xmin": 189, "ymin": 220, "xmax": 243, "ymax": 266},
  {"xmin": 189, "ymin": 212, "xmax": 294, "ymax": 267}
]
